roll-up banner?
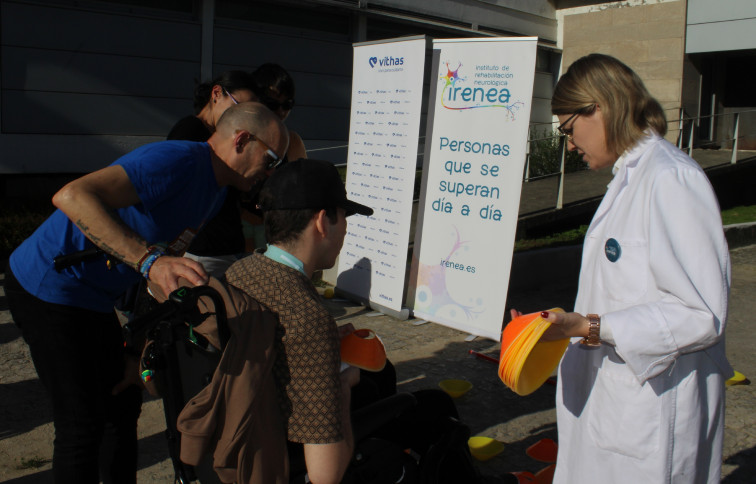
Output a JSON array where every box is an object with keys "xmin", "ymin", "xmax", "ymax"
[
  {"xmin": 408, "ymin": 37, "xmax": 538, "ymax": 340},
  {"xmin": 336, "ymin": 36, "xmax": 427, "ymax": 318}
]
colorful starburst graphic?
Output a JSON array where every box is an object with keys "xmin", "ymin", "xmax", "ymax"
[
  {"xmin": 439, "ymin": 61, "xmax": 524, "ymax": 120},
  {"xmin": 441, "ymin": 61, "xmax": 464, "ymax": 88}
]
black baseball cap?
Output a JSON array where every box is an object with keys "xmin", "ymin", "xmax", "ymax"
[{"xmin": 258, "ymin": 158, "xmax": 373, "ymax": 217}]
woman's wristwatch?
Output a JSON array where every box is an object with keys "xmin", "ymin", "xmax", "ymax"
[{"xmin": 580, "ymin": 314, "xmax": 601, "ymax": 347}]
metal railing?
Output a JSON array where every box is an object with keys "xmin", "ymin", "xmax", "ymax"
[
  {"xmin": 328, "ymin": 109, "xmax": 754, "ymax": 213},
  {"xmin": 522, "ymin": 109, "xmax": 755, "ymax": 213},
  {"xmin": 672, "ymin": 109, "xmax": 756, "ymax": 164}
]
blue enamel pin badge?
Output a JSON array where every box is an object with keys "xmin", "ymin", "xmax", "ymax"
[{"xmin": 605, "ymin": 238, "xmax": 621, "ymax": 262}]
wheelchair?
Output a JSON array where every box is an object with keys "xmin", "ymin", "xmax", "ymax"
[{"xmin": 123, "ymin": 284, "xmax": 477, "ymax": 484}]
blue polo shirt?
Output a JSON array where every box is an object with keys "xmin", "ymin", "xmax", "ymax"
[{"xmin": 10, "ymin": 140, "xmax": 226, "ymax": 312}]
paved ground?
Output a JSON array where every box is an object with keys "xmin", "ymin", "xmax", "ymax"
[
  {"xmin": 1, "ymin": 242, "xmax": 755, "ymax": 483},
  {"xmin": 1, "ymin": 149, "xmax": 753, "ymax": 483}
]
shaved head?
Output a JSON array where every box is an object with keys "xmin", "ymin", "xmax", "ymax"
[
  {"xmin": 216, "ymin": 102, "xmax": 288, "ymax": 152},
  {"xmin": 207, "ymin": 101, "xmax": 289, "ymax": 191}
]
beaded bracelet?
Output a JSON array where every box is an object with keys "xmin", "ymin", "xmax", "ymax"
[
  {"xmin": 138, "ymin": 248, "xmax": 165, "ymax": 280},
  {"xmin": 136, "ymin": 245, "xmax": 160, "ymax": 270}
]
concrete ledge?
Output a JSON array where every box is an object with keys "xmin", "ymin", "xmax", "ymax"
[
  {"xmin": 506, "ymin": 221, "xmax": 756, "ymax": 295},
  {"xmin": 3, "ymin": 224, "xmax": 754, "ymax": 299},
  {"xmin": 725, "ymin": 222, "xmax": 756, "ymax": 249}
]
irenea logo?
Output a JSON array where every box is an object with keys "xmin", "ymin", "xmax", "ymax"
[
  {"xmin": 440, "ymin": 62, "xmax": 523, "ymax": 119},
  {"xmin": 369, "ymin": 55, "xmax": 404, "ymax": 68}
]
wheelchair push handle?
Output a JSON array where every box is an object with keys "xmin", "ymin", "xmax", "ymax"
[
  {"xmin": 53, "ymin": 247, "xmax": 121, "ymax": 272},
  {"xmin": 123, "ymin": 285, "xmax": 229, "ymax": 350}
]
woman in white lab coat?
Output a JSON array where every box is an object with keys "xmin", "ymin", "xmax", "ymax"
[{"xmin": 533, "ymin": 54, "xmax": 732, "ymax": 483}]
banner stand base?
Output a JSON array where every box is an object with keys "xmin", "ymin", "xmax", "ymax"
[
  {"xmin": 335, "ymin": 288, "xmax": 411, "ymax": 321},
  {"xmin": 368, "ymin": 301, "xmax": 410, "ymax": 321}
]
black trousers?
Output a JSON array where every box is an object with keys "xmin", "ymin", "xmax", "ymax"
[{"xmin": 4, "ymin": 265, "xmax": 142, "ymax": 484}]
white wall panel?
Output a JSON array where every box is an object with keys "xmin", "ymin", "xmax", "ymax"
[
  {"xmin": 685, "ymin": 18, "xmax": 756, "ymax": 54},
  {"xmin": 687, "ymin": 0, "xmax": 756, "ymax": 25},
  {"xmin": 0, "ymin": 0, "xmax": 556, "ymax": 173}
]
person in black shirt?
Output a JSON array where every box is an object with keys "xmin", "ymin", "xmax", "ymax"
[
  {"xmin": 170, "ymin": 66, "xmax": 311, "ymax": 277},
  {"xmin": 167, "ymin": 71, "xmax": 259, "ymax": 276}
]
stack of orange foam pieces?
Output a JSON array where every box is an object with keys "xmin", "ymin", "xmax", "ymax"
[
  {"xmin": 498, "ymin": 308, "xmax": 569, "ymax": 396},
  {"xmin": 340, "ymin": 328, "xmax": 387, "ymax": 372}
]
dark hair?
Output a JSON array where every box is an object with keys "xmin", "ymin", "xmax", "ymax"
[
  {"xmin": 251, "ymin": 63, "xmax": 295, "ymax": 102},
  {"xmin": 263, "ymin": 209, "xmax": 339, "ymax": 245},
  {"xmin": 260, "ymin": 179, "xmax": 338, "ymax": 245},
  {"xmin": 263, "ymin": 209, "xmax": 318, "ymax": 246},
  {"xmin": 192, "ymin": 70, "xmax": 255, "ymax": 114}
]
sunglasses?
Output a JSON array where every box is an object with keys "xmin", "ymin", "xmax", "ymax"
[{"xmin": 249, "ymin": 133, "xmax": 283, "ymax": 170}]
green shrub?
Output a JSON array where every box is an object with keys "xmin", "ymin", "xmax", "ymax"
[
  {"xmin": 721, "ymin": 205, "xmax": 756, "ymax": 225},
  {"xmin": 514, "ymin": 225, "xmax": 588, "ymax": 252},
  {"xmin": 526, "ymin": 127, "xmax": 586, "ymax": 178},
  {"xmin": 16, "ymin": 456, "xmax": 50, "ymax": 470},
  {"xmin": 0, "ymin": 201, "xmax": 54, "ymax": 257}
]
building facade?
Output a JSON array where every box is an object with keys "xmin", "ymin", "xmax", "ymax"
[
  {"xmin": 0, "ymin": 0, "xmax": 559, "ymax": 188},
  {"xmin": 2, "ymin": 0, "xmax": 753, "ymax": 194},
  {"xmin": 556, "ymin": 0, "xmax": 756, "ymax": 149}
]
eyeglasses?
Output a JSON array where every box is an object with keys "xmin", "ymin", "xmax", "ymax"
[
  {"xmin": 249, "ymin": 133, "xmax": 283, "ymax": 170},
  {"xmin": 223, "ymin": 87, "xmax": 239, "ymax": 105},
  {"xmin": 556, "ymin": 112, "xmax": 582, "ymax": 142},
  {"xmin": 557, "ymin": 105, "xmax": 595, "ymax": 141}
]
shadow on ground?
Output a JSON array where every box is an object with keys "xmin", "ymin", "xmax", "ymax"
[
  {"xmin": 0, "ymin": 321, "xmax": 21, "ymax": 344},
  {"xmin": 1, "ymin": 469, "xmax": 53, "ymax": 484},
  {"xmin": 722, "ymin": 445, "xmax": 756, "ymax": 483},
  {"xmin": 0, "ymin": 379, "xmax": 51, "ymax": 439}
]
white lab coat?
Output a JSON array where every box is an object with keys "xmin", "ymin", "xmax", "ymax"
[{"xmin": 553, "ymin": 133, "xmax": 732, "ymax": 484}]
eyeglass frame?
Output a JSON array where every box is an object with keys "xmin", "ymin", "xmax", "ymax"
[
  {"xmin": 223, "ymin": 87, "xmax": 240, "ymax": 105},
  {"xmin": 556, "ymin": 104, "xmax": 596, "ymax": 141},
  {"xmin": 224, "ymin": 88, "xmax": 284, "ymax": 170},
  {"xmin": 248, "ymin": 133, "xmax": 284, "ymax": 170}
]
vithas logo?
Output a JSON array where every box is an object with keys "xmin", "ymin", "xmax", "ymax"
[{"xmin": 369, "ymin": 56, "xmax": 404, "ymax": 68}]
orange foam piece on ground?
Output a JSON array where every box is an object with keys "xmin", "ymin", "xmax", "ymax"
[
  {"xmin": 526, "ymin": 438, "xmax": 558, "ymax": 463},
  {"xmin": 509, "ymin": 471, "xmax": 537, "ymax": 483},
  {"xmin": 534, "ymin": 464, "xmax": 556, "ymax": 484},
  {"xmin": 340, "ymin": 329, "xmax": 386, "ymax": 372}
]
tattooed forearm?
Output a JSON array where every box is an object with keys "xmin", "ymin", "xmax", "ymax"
[{"xmin": 74, "ymin": 214, "xmax": 147, "ymax": 270}]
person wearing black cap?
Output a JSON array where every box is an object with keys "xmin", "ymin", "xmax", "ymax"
[
  {"xmin": 176, "ymin": 159, "xmax": 477, "ymax": 483},
  {"xmin": 220, "ymin": 159, "xmax": 372, "ymax": 483}
]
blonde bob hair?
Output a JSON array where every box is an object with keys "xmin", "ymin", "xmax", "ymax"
[{"xmin": 551, "ymin": 54, "xmax": 667, "ymax": 158}]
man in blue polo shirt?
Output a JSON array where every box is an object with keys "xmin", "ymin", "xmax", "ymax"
[{"xmin": 3, "ymin": 102, "xmax": 288, "ymax": 484}]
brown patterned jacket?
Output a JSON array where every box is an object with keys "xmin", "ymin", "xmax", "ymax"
[{"xmin": 225, "ymin": 253, "xmax": 345, "ymax": 444}]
